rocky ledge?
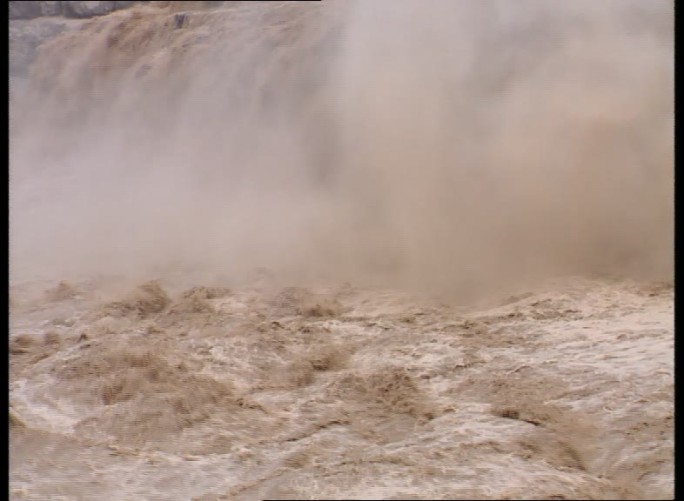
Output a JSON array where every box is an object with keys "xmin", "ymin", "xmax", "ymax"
[{"xmin": 9, "ymin": 1, "xmax": 138, "ymax": 20}]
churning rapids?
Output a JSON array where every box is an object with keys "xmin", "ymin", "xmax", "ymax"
[{"xmin": 9, "ymin": 1, "xmax": 673, "ymax": 499}]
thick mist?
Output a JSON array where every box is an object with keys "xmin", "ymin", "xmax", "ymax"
[{"xmin": 9, "ymin": 0, "xmax": 673, "ymax": 296}]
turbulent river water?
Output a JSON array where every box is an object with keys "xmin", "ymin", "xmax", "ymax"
[{"xmin": 9, "ymin": 1, "xmax": 673, "ymax": 499}]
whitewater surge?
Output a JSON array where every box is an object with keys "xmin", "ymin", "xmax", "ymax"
[{"xmin": 10, "ymin": 1, "xmax": 673, "ymax": 499}]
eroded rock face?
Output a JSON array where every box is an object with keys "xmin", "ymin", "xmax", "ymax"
[
  {"xmin": 9, "ymin": 1, "xmax": 139, "ymax": 21},
  {"xmin": 41, "ymin": 1, "xmax": 63, "ymax": 16},
  {"xmin": 9, "ymin": 2, "xmax": 43, "ymax": 20},
  {"xmin": 9, "ymin": 18, "xmax": 81, "ymax": 76},
  {"xmin": 9, "ymin": 2, "xmax": 140, "ymax": 78},
  {"xmin": 62, "ymin": 1, "xmax": 117, "ymax": 19}
]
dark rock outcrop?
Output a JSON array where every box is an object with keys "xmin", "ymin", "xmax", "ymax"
[
  {"xmin": 9, "ymin": 1, "xmax": 43, "ymax": 20},
  {"xmin": 10, "ymin": 17, "xmax": 85, "ymax": 76},
  {"xmin": 9, "ymin": 1, "xmax": 65, "ymax": 19},
  {"xmin": 9, "ymin": 1, "xmax": 140, "ymax": 21},
  {"xmin": 62, "ymin": 1, "xmax": 116, "ymax": 19},
  {"xmin": 9, "ymin": 1, "xmax": 141, "ymax": 78}
]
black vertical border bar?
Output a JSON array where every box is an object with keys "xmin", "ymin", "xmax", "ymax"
[{"xmin": 3, "ymin": 1, "xmax": 11, "ymax": 498}]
